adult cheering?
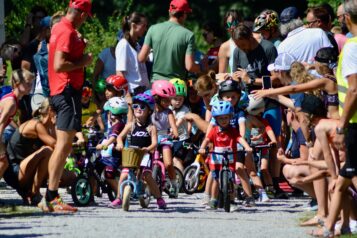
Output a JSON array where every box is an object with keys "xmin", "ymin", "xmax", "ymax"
[
  {"xmin": 38, "ymin": 0, "xmax": 93, "ymax": 213},
  {"xmin": 138, "ymin": 0, "xmax": 204, "ymax": 81}
]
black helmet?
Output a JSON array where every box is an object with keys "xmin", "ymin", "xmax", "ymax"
[{"xmin": 218, "ymin": 79, "xmax": 241, "ymax": 97}]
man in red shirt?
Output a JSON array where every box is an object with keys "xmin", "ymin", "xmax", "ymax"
[{"xmin": 38, "ymin": 0, "xmax": 93, "ymax": 213}]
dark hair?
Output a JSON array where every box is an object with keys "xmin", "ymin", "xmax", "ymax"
[
  {"xmin": 170, "ymin": 11, "xmax": 185, "ymax": 18},
  {"xmin": 232, "ymin": 23, "xmax": 253, "ymax": 40},
  {"xmin": 121, "ymin": 12, "xmax": 146, "ymax": 48},
  {"xmin": 315, "ymin": 47, "xmax": 338, "ymax": 64},
  {"xmin": 307, "ymin": 6, "xmax": 331, "ymax": 26},
  {"xmin": 320, "ymin": 3, "xmax": 336, "ymax": 22},
  {"xmin": 224, "ymin": 9, "xmax": 242, "ymax": 25},
  {"xmin": 30, "ymin": 5, "xmax": 48, "ymax": 17},
  {"xmin": 202, "ymin": 21, "xmax": 224, "ymax": 39}
]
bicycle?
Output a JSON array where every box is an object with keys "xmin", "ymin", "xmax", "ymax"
[
  {"xmin": 120, "ymin": 147, "xmax": 151, "ymax": 211},
  {"xmin": 182, "ymin": 142, "xmax": 210, "ymax": 194}
]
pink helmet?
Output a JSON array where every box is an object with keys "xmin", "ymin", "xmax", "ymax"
[{"xmin": 151, "ymin": 80, "xmax": 176, "ymax": 98}]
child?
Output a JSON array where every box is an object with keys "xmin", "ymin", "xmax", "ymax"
[
  {"xmin": 151, "ymin": 80, "xmax": 179, "ymax": 198},
  {"xmin": 199, "ymin": 100, "xmax": 252, "ymax": 209},
  {"xmin": 169, "ymin": 78, "xmax": 192, "ymax": 173},
  {"xmin": 95, "ymin": 97, "xmax": 128, "ymax": 195},
  {"xmin": 0, "ymin": 69, "xmax": 34, "ymax": 179},
  {"xmin": 111, "ymin": 92, "xmax": 166, "ymax": 209}
]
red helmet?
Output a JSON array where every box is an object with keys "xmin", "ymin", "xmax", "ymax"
[{"xmin": 106, "ymin": 75, "xmax": 129, "ymax": 93}]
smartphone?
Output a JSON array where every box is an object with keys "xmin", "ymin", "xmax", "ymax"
[
  {"xmin": 262, "ymin": 76, "xmax": 272, "ymax": 89},
  {"xmin": 0, "ymin": 57, "xmax": 3, "ymax": 71}
]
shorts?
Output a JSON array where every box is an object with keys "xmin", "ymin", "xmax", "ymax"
[
  {"xmin": 3, "ymin": 162, "xmax": 20, "ymax": 190},
  {"xmin": 173, "ymin": 140, "xmax": 195, "ymax": 166},
  {"xmin": 158, "ymin": 134, "xmax": 173, "ymax": 147},
  {"xmin": 99, "ymin": 156, "xmax": 119, "ymax": 169},
  {"xmin": 211, "ymin": 168, "xmax": 234, "ymax": 180},
  {"xmin": 51, "ymin": 85, "xmax": 82, "ymax": 132},
  {"xmin": 340, "ymin": 123, "xmax": 357, "ymax": 178},
  {"xmin": 263, "ymin": 106, "xmax": 282, "ymax": 137},
  {"xmin": 236, "ymin": 143, "xmax": 245, "ymax": 164}
]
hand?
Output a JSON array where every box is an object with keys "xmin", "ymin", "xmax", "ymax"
[
  {"xmin": 199, "ymin": 148, "xmax": 206, "ymax": 155},
  {"xmin": 142, "ymin": 147, "xmax": 150, "ymax": 153},
  {"xmin": 268, "ymin": 141, "xmax": 277, "ymax": 147},
  {"xmin": 245, "ymin": 146, "xmax": 253, "ymax": 152},
  {"xmin": 184, "ymin": 113, "xmax": 197, "ymax": 122},
  {"xmin": 333, "ymin": 133, "xmax": 345, "ymax": 150},
  {"xmin": 277, "ymin": 148, "xmax": 285, "ymax": 161},
  {"xmin": 116, "ymin": 142, "xmax": 124, "ymax": 151},
  {"xmin": 328, "ymin": 178, "xmax": 337, "ymax": 193},
  {"xmin": 252, "ymin": 89, "xmax": 270, "ymax": 99},
  {"xmin": 96, "ymin": 144, "xmax": 103, "ymax": 150},
  {"xmin": 76, "ymin": 139, "xmax": 85, "ymax": 146},
  {"xmin": 236, "ymin": 68, "xmax": 249, "ymax": 83}
]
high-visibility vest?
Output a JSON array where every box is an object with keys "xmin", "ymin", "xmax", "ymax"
[{"xmin": 337, "ymin": 37, "xmax": 357, "ymax": 124}]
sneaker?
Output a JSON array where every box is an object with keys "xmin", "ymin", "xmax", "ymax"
[
  {"xmin": 274, "ymin": 189, "xmax": 289, "ymax": 199},
  {"xmin": 49, "ymin": 196, "xmax": 78, "ymax": 213},
  {"xmin": 230, "ymin": 201, "xmax": 240, "ymax": 212},
  {"xmin": 156, "ymin": 198, "xmax": 167, "ymax": 209},
  {"xmin": 38, "ymin": 197, "xmax": 54, "ymax": 212},
  {"xmin": 201, "ymin": 194, "xmax": 210, "ymax": 205},
  {"xmin": 243, "ymin": 196, "xmax": 256, "ymax": 207},
  {"xmin": 259, "ymin": 190, "xmax": 270, "ymax": 202},
  {"xmin": 169, "ymin": 185, "xmax": 178, "ymax": 198},
  {"xmin": 206, "ymin": 199, "xmax": 218, "ymax": 210},
  {"xmin": 265, "ymin": 186, "xmax": 275, "ymax": 199},
  {"xmin": 108, "ymin": 198, "xmax": 122, "ymax": 209}
]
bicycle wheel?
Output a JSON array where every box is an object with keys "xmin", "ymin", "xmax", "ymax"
[
  {"xmin": 152, "ymin": 165, "xmax": 163, "ymax": 194},
  {"xmin": 197, "ymin": 169, "xmax": 208, "ymax": 193},
  {"xmin": 222, "ymin": 170, "xmax": 230, "ymax": 213},
  {"xmin": 122, "ymin": 185, "xmax": 132, "ymax": 211},
  {"xmin": 106, "ymin": 184, "xmax": 117, "ymax": 202},
  {"xmin": 182, "ymin": 166, "xmax": 199, "ymax": 194},
  {"xmin": 139, "ymin": 183, "xmax": 151, "ymax": 208},
  {"xmin": 175, "ymin": 167, "xmax": 183, "ymax": 192},
  {"xmin": 71, "ymin": 175, "xmax": 93, "ymax": 207}
]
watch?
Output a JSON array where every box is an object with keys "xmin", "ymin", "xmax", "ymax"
[
  {"xmin": 249, "ymin": 77, "xmax": 256, "ymax": 85},
  {"xmin": 336, "ymin": 127, "xmax": 347, "ymax": 135}
]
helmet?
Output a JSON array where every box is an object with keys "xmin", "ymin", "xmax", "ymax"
[
  {"xmin": 238, "ymin": 90, "xmax": 249, "ymax": 109},
  {"xmin": 104, "ymin": 97, "xmax": 128, "ymax": 115},
  {"xmin": 246, "ymin": 94, "xmax": 265, "ymax": 116},
  {"xmin": 133, "ymin": 93, "xmax": 155, "ymax": 110},
  {"xmin": 106, "ymin": 75, "xmax": 129, "ymax": 93},
  {"xmin": 211, "ymin": 100, "xmax": 234, "ymax": 117},
  {"xmin": 151, "ymin": 80, "xmax": 176, "ymax": 98},
  {"xmin": 94, "ymin": 78, "xmax": 106, "ymax": 93},
  {"xmin": 218, "ymin": 79, "xmax": 241, "ymax": 97},
  {"xmin": 170, "ymin": 78, "xmax": 187, "ymax": 97},
  {"xmin": 253, "ymin": 10, "xmax": 279, "ymax": 32}
]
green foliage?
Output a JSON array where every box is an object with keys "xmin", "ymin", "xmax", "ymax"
[{"xmin": 307, "ymin": 0, "xmax": 340, "ymax": 8}]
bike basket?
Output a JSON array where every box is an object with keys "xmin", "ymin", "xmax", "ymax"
[{"xmin": 121, "ymin": 147, "xmax": 145, "ymax": 168}]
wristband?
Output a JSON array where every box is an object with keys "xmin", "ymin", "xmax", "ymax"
[
  {"xmin": 249, "ymin": 77, "xmax": 255, "ymax": 85},
  {"xmin": 336, "ymin": 127, "xmax": 346, "ymax": 135}
]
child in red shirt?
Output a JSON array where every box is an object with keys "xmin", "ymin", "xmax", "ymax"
[{"xmin": 199, "ymin": 101, "xmax": 252, "ymax": 209}]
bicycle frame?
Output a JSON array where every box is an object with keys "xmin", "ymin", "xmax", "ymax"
[{"xmin": 120, "ymin": 168, "xmax": 146, "ymax": 200}]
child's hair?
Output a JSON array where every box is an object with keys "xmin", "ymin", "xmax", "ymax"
[
  {"xmin": 195, "ymin": 70, "xmax": 216, "ymax": 93},
  {"xmin": 290, "ymin": 62, "xmax": 321, "ymax": 98},
  {"xmin": 51, "ymin": 11, "xmax": 64, "ymax": 28},
  {"xmin": 32, "ymin": 98, "xmax": 51, "ymax": 118},
  {"xmin": 11, "ymin": 69, "xmax": 34, "ymax": 88}
]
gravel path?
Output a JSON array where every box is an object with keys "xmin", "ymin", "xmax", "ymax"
[{"xmin": 0, "ymin": 183, "xmax": 311, "ymax": 238}]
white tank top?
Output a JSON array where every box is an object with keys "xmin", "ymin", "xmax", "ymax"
[{"xmin": 228, "ymin": 38, "xmax": 237, "ymax": 73}]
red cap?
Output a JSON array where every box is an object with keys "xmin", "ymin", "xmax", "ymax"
[
  {"xmin": 69, "ymin": 0, "xmax": 92, "ymax": 17},
  {"xmin": 169, "ymin": 0, "xmax": 192, "ymax": 13}
]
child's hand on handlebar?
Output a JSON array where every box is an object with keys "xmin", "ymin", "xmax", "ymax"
[
  {"xmin": 198, "ymin": 148, "xmax": 206, "ymax": 155},
  {"xmin": 96, "ymin": 144, "xmax": 107, "ymax": 150},
  {"xmin": 244, "ymin": 146, "xmax": 253, "ymax": 152},
  {"xmin": 116, "ymin": 142, "xmax": 124, "ymax": 151}
]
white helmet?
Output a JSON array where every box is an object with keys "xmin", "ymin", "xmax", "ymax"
[
  {"xmin": 104, "ymin": 97, "xmax": 128, "ymax": 115},
  {"xmin": 246, "ymin": 94, "xmax": 265, "ymax": 116}
]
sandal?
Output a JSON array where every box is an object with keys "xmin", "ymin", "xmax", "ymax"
[{"xmin": 308, "ymin": 226, "xmax": 334, "ymax": 237}]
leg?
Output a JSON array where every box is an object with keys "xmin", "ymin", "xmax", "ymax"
[
  {"xmin": 261, "ymin": 158, "xmax": 273, "ymax": 187},
  {"xmin": 236, "ymin": 162, "xmax": 252, "ymax": 197},
  {"xmin": 244, "ymin": 151, "xmax": 263, "ymax": 189},
  {"xmin": 0, "ymin": 155, "xmax": 9, "ymax": 179},
  {"xmin": 173, "ymin": 157, "xmax": 184, "ymax": 175},
  {"xmin": 142, "ymin": 171, "xmax": 161, "ymax": 198},
  {"xmin": 162, "ymin": 147, "xmax": 175, "ymax": 180}
]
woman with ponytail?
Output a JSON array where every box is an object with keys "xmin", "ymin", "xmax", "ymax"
[{"xmin": 115, "ymin": 12, "xmax": 150, "ymax": 96}]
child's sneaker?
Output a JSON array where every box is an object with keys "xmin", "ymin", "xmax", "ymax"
[
  {"xmin": 230, "ymin": 201, "xmax": 240, "ymax": 212},
  {"xmin": 201, "ymin": 193, "xmax": 210, "ymax": 205},
  {"xmin": 169, "ymin": 185, "xmax": 178, "ymax": 198},
  {"xmin": 156, "ymin": 197, "xmax": 167, "ymax": 209},
  {"xmin": 50, "ymin": 196, "xmax": 78, "ymax": 213},
  {"xmin": 206, "ymin": 199, "xmax": 218, "ymax": 210},
  {"xmin": 108, "ymin": 198, "xmax": 122, "ymax": 209},
  {"xmin": 259, "ymin": 189, "xmax": 270, "ymax": 202},
  {"xmin": 38, "ymin": 197, "xmax": 54, "ymax": 212},
  {"xmin": 243, "ymin": 196, "xmax": 256, "ymax": 207}
]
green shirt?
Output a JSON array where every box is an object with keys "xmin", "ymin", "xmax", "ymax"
[{"xmin": 144, "ymin": 21, "xmax": 195, "ymax": 81}]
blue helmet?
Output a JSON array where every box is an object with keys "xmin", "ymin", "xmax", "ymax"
[
  {"xmin": 211, "ymin": 100, "xmax": 234, "ymax": 117},
  {"xmin": 133, "ymin": 93, "xmax": 155, "ymax": 110}
]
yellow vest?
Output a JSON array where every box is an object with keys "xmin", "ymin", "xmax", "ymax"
[
  {"xmin": 337, "ymin": 36, "xmax": 357, "ymax": 123},
  {"xmin": 82, "ymin": 101, "xmax": 97, "ymax": 125}
]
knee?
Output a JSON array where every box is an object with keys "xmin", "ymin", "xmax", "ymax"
[{"xmin": 40, "ymin": 146, "xmax": 53, "ymax": 156}]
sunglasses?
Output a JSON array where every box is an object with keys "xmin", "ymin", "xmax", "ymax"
[
  {"xmin": 132, "ymin": 104, "xmax": 147, "ymax": 110},
  {"xmin": 226, "ymin": 20, "xmax": 239, "ymax": 29}
]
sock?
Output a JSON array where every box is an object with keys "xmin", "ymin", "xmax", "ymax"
[{"xmin": 46, "ymin": 189, "xmax": 59, "ymax": 202}]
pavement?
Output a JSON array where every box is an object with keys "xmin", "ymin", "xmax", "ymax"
[{"xmin": 0, "ymin": 181, "xmax": 312, "ymax": 238}]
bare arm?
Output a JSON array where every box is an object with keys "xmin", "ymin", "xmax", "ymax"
[
  {"xmin": 269, "ymin": 95, "xmax": 295, "ymax": 109},
  {"xmin": 138, "ymin": 44, "xmax": 150, "ymax": 63},
  {"xmin": 144, "ymin": 125, "xmax": 157, "ymax": 152},
  {"xmin": 218, "ymin": 43, "xmax": 228, "ymax": 73},
  {"xmin": 36, "ymin": 123, "xmax": 56, "ymax": 148},
  {"xmin": 185, "ymin": 54, "xmax": 201, "ymax": 74},
  {"xmin": 168, "ymin": 113, "xmax": 179, "ymax": 138},
  {"xmin": 54, "ymin": 51, "xmax": 92, "ymax": 73},
  {"xmin": 92, "ymin": 58, "xmax": 104, "ymax": 83},
  {"xmin": 116, "ymin": 123, "xmax": 132, "ymax": 151}
]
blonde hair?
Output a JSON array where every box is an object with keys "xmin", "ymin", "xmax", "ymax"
[
  {"xmin": 32, "ymin": 98, "xmax": 51, "ymax": 118},
  {"xmin": 194, "ymin": 70, "xmax": 216, "ymax": 93},
  {"xmin": 11, "ymin": 69, "xmax": 34, "ymax": 88},
  {"xmin": 290, "ymin": 62, "xmax": 321, "ymax": 97}
]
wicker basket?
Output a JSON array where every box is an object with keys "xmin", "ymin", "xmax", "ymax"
[{"xmin": 121, "ymin": 147, "xmax": 145, "ymax": 168}]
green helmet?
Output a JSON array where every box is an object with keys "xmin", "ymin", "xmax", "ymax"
[
  {"xmin": 104, "ymin": 97, "xmax": 128, "ymax": 115},
  {"xmin": 170, "ymin": 78, "xmax": 187, "ymax": 97},
  {"xmin": 94, "ymin": 78, "xmax": 106, "ymax": 93}
]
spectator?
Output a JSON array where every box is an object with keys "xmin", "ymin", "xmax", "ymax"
[
  {"xmin": 138, "ymin": 0, "xmax": 203, "ymax": 81},
  {"xmin": 202, "ymin": 21, "xmax": 224, "ymax": 72},
  {"xmin": 253, "ymin": 9, "xmax": 282, "ymax": 48}
]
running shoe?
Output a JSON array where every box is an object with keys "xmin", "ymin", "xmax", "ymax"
[
  {"xmin": 259, "ymin": 189, "xmax": 270, "ymax": 202},
  {"xmin": 156, "ymin": 197, "xmax": 167, "ymax": 209},
  {"xmin": 243, "ymin": 196, "xmax": 256, "ymax": 207},
  {"xmin": 201, "ymin": 194, "xmax": 210, "ymax": 205},
  {"xmin": 206, "ymin": 199, "xmax": 218, "ymax": 210},
  {"xmin": 230, "ymin": 201, "xmax": 240, "ymax": 212},
  {"xmin": 49, "ymin": 196, "xmax": 78, "ymax": 213},
  {"xmin": 108, "ymin": 198, "xmax": 122, "ymax": 209},
  {"xmin": 38, "ymin": 197, "xmax": 54, "ymax": 212}
]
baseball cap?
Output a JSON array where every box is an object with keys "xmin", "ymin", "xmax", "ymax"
[
  {"xmin": 169, "ymin": 0, "xmax": 192, "ymax": 13},
  {"xmin": 40, "ymin": 16, "xmax": 51, "ymax": 28},
  {"xmin": 301, "ymin": 94, "xmax": 327, "ymax": 118},
  {"xmin": 69, "ymin": 0, "xmax": 92, "ymax": 17},
  {"xmin": 280, "ymin": 6, "xmax": 299, "ymax": 24},
  {"xmin": 268, "ymin": 53, "xmax": 296, "ymax": 71},
  {"xmin": 314, "ymin": 47, "xmax": 338, "ymax": 64}
]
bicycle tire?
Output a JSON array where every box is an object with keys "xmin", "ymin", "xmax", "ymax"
[
  {"xmin": 222, "ymin": 170, "xmax": 230, "ymax": 213},
  {"xmin": 175, "ymin": 167, "xmax": 183, "ymax": 192},
  {"xmin": 122, "ymin": 185, "xmax": 132, "ymax": 211},
  {"xmin": 164, "ymin": 167, "xmax": 183, "ymax": 196},
  {"xmin": 71, "ymin": 175, "xmax": 93, "ymax": 207},
  {"xmin": 106, "ymin": 184, "xmax": 117, "ymax": 202},
  {"xmin": 182, "ymin": 166, "xmax": 199, "ymax": 194},
  {"xmin": 152, "ymin": 165, "xmax": 163, "ymax": 194},
  {"xmin": 197, "ymin": 169, "xmax": 207, "ymax": 193},
  {"xmin": 139, "ymin": 183, "xmax": 151, "ymax": 208}
]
